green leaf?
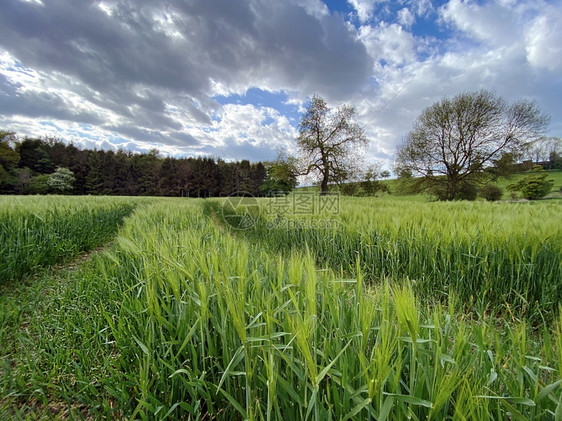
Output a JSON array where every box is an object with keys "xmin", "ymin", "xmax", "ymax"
[
  {"xmin": 305, "ymin": 388, "xmax": 318, "ymax": 421},
  {"xmin": 132, "ymin": 335, "xmax": 149, "ymax": 356},
  {"xmin": 218, "ymin": 388, "xmax": 247, "ymax": 419},
  {"xmin": 169, "ymin": 368, "xmax": 190, "ymax": 379},
  {"xmin": 378, "ymin": 396, "xmax": 395, "ymax": 421},
  {"xmin": 216, "ymin": 346, "xmax": 245, "ymax": 392},
  {"xmin": 439, "ymin": 354, "xmax": 456, "ymax": 365},
  {"xmin": 174, "ymin": 319, "xmax": 200, "ymax": 359},
  {"xmin": 384, "ymin": 393, "xmax": 432, "ymax": 408},
  {"xmin": 536, "ymin": 379, "xmax": 561, "ymax": 402},
  {"xmin": 343, "ymin": 398, "xmax": 371, "ymax": 420},
  {"xmin": 487, "ymin": 369, "xmax": 497, "ymax": 387},
  {"xmin": 475, "ymin": 396, "xmax": 536, "ymax": 406},
  {"xmin": 315, "ymin": 340, "xmax": 351, "ymax": 385}
]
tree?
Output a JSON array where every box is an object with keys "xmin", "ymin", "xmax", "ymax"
[
  {"xmin": 16, "ymin": 138, "xmax": 55, "ymax": 174},
  {"xmin": 526, "ymin": 136, "xmax": 562, "ymax": 166},
  {"xmin": 480, "ymin": 184, "xmax": 503, "ymax": 201},
  {"xmin": 14, "ymin": 168, "xmax": 32, "ymax": 194},
  {"xmin": 0, "ymin": 131, "xmax": 20, "ymax": 190},
  {"xmin": 29, "ymin": 174, "xmax": 50, "ymax": 194},
  {"xmin": 359, "ymin": 163, "xmax": 389, "ymax": 196},
  {"xmin": 48, "ymin": 167, "xmax": 75, "ymax": 193},
  {"xmin": 297, "ymin": 95, "xmax": 369, "ymax": 195},
  {"xmin": 396, "ymin": 90, "xmax": 549, "ymax": 200},
  {"xmin": 507, "ymin": 165, "xmax": 553, "ymax": 200},
  {"xmin": 260, "ymin": 149, "xmax": 298, "ymax": 194}
]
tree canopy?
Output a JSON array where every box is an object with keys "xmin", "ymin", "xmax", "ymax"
[
  {"xmin": 0, "ymin": 132, "xmax": 276, "ymax": 197},
  {"xmin": 396, "ymin": 90, "xmax": 549, "ymax": 200},
  {"xmin": 297, "ymin": 95, "xmax": 368, "ymax": 195}
]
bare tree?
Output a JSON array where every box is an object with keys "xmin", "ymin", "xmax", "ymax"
[
  {"xmin": 297, "ymin": 95, "xmax": 368, "ymax": 195},
  {"xmin": 396, "ymin": 90, "xmax": 549, "ymax": 200}
]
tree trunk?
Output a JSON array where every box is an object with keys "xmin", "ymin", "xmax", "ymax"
[
  {"xmin": 320, "ymin": 166, "xmax": 329, "ymax": 195},
  {"xmin": 447, "ymin": 176, "xmax": 459, "ymax": 200},
  {"xmin": 320, "ymin": 178, "xmax": 329, "ymax": 195}
]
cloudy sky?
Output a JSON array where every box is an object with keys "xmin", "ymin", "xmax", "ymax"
[{"xmin": 1, "ymin": 0, "xmax": 561, "ymax": 169}]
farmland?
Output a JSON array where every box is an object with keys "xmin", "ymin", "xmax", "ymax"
[{"xmin": 0, "ymin": 195, "xmax": 561, "ymax": 420}]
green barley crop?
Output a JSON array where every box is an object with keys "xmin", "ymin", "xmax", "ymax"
[
  {"xmin": 223, "ymin": 196, "xmax": 561, "ymax": 321},
  {"xmin": 1, "ymin": 198, "xmax": 559, "ymax": 419},
  {"xmin": 0, "ymin": 195, "xmax": 139, "ymax": 285}
]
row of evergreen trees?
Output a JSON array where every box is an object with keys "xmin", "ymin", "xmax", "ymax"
[{"xmin": 0, "ymin": 131, "xmax": 295, "ymax": 196}]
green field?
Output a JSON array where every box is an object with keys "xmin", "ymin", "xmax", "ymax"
[
  {"xmin": 321, "ymin": 169, "xmax": 562, "ymax": 201},
  {"xmin": 0, "ymin": 195, "xmax": 560, "ymax": 419}
]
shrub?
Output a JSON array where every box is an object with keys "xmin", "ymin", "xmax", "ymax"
[
  {"xmin": 456, "ymin": 183, "xmax": 478, "ymax": 201},
  {"xmin": 28, "ymin": 174, "xmax": 50, "ymax": 195},
  {"xmin": 480, "ymin": 184, "xmax": 503, "ymax": 201},
  {"xmin": 340, "ymin": 183, "xmax": 359, "ymax": 196},
  {"xmin": 507, "ymin": 165, "xmax": 553, "ymax": 200}
]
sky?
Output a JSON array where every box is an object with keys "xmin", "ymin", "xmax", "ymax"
[{"xmin": 1, "ymin": 0, "xmax": 561, "ymax": 170}]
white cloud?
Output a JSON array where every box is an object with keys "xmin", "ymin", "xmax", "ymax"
[
  {"xmin": 525, "ymin": 4, "xmax": 562, "ymax": 72},
  {"xmin": 439, "ymin": 0, "xmax": 521, "ymax": 46},
  {"xmin": 438, "ymin": 0, "xmax": 562, "ymax": 71},
  {"xmin": 0, "ymin": 0, "xmax": 561, "ymax": 172},
  {"xmin": 398, "ymin": 8, "xmax": 415, "ymax": 28},
  {"xmin": 348, "ymin": 1, "xmax": 562, "ymax": 168},
  {"xmin": 359, "ymin": 23, "xmax": 418, "ymax": 66},
  {"xmin": 347, "ymin": 0, "xmax": 381, "ymax": 23},
  {"xmin": 411, "ymin": 0, "xmax": 432, "ymax": 17},
  {"xmin": 208, "ymin": 104, "xmax": 298, "ymax": 159}
]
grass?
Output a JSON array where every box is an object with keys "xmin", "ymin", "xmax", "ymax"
[
  {"xmin": 308, "ymin": 169, "xmax": 562, "ymax": 200},
  {"xmin": 217, "ymin": 195, "xmax": 561, "ymax": 323},
  {"xmin": 0, "ymin": 196, "xmax": 560, "ymax": 419},
  {"xmin": 0, "ymin": 195, "xmax": 140, "ymax": 285},
  {"xmin": 495, "ymin": 169, "xmax": 562, "ymax": 198}
]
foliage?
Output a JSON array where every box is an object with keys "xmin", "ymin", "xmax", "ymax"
[
  {"xmin": 47, "ymin": 166, "xmax": 75, "ymax": 193},
  {"xmin": 28, "ymin": 174, "xmax": 50, "ymax": 194},
  {"xmin": 456, "ymin": 182, "xmax": 479, "ymax": 201},
  {"xmin": 430, "ymin": 182, "xmax": 478, "ymax": 201},
  {"xmin": 0, "ymin": 131, "xmax": 20, "ymax": 190},
  {"xmin": 507, "ymin": 165, "xmax": 554, "ymax": 200},
  {"xmin": 340, "ymin": 165, "xmax": 391, "ymax": 196},
  {"xmin": 0, "ymin": 131, "xmax": 275, "ymax": 197},
  {"xmin": 480, "ymin": 184, "xmax": 503, "ymax": 201},
  {"xmin": 550, "ymin": 151, "xmax": 562, "ymax": 170},
  {"xmin": 396, "ymin": 90, "xmax": 549, "ymax": 200},
  {"xmin": 360, "ymin": 164, "xmax": 390, "ymax": 196},
  {"xmin": 393, "ymin": 168, "xmax": 418, "ymax": 195},
  {"xmin": 260, "ymin": 150, "xmax": 298, "ymax": 194},
  {"xmin": 526, "ymin": 136, "xmax": 562, "ymax": 166},
  {"xmin": 230, "ymin": 195, "xmax": 561, "ymax": 322},
  {"xmin": 297, "ymin": 95, "xmax": 368, "ymax": 194},
  {"xmin": 0, "ymin": 196, "xmax": 137, "ymax": 284},
  {"xmin": 340, "ymin": 182, "xmax": 360, "ymax": 196},
  {"xmin": 1, "ymin": 198, "xmax": 559, "ymax": 419}
]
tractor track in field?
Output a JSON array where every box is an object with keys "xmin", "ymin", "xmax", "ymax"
[{"xmin": 0, "ymin": 242, "xmax": 118, "ymax": 421}]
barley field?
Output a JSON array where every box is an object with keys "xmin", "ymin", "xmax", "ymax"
[
  {"xmin": 0, "ymin": 196, "xmax": 139, "ymax": 285},
  {"xmin": 0, "ymin": 195, "xmax": 560, "ymax": 420}
]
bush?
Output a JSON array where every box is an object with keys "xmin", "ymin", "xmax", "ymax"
[
  {"xmin": 360, "ymin": 179, "xmax": 390, "ymax": 196},
  {"xmin": 340, "ymin": 183, "xmax": 359, "ymax": 196},
  {"xmin": 28, "ymin": 174, "xmax": 50, "ymax": 195},
  {"xmin": 480, "ymin": 184, "xmax": 503, "ymax": 201},
  {"xmin": 456, "ymin": 183, "xmax": 478, "ymax": 201},
  {"xmin": 507, "ymin": 165, "xmax": 553, "ymax": 200}
]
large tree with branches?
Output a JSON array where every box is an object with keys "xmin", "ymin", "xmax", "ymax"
[
  {"xmin": 297, "ymin": 95, "xmax": 368, "ymax": 195},
  {"xmin": 396, "ymin": 90, "xmax": 549, "ymax": 200}
]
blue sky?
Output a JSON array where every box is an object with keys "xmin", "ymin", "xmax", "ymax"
[{"xmin": 0, "ymin": 0, "xmax": 561, "ymax": 170}]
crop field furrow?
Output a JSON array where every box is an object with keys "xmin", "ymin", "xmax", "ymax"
[
  {"xmin": 0, "ymin": 196, "xmax": 142, "ymax": 286},
  {"xmin": 215, "ymin": 197, "xmax": 562, "ymax": 323},
  {"xmin": 0, "ymin": 196, "xmax": 560, "ymax": 420}
]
